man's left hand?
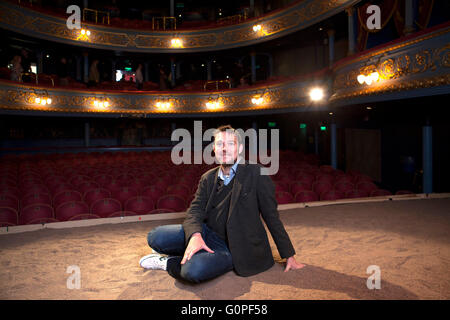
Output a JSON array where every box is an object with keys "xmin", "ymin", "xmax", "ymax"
[{"xmin": 284, "ymin": 256, "xmax": 305, "ymax": 272}]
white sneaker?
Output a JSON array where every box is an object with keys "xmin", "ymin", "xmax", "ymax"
[{"xmin": 139, "ymin": 254, "xmax": 169, "ymax": 270}]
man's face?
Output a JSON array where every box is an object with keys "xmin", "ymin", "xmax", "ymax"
[{"xmin": 213, "ymin": 131, "xmax": 242, "ymax": 165}]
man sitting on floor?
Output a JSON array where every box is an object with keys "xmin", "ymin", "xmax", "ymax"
[{"xmin": 139, "ymin": 125, "xmax": 304, "ymax": 283}]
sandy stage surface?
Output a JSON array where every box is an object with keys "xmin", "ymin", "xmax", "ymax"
[{"xmin": 0, "ymin": 198, "xmax": 449, "ymax": 300}]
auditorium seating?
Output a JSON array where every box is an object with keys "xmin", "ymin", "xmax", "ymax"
[
  {"xmin": 0, "ymin": 207, "xmax": 18, "ymax": 227},
  {"xmin": 91, "ymin": 198, "xmax": 122, "ymax": 218},
  {"xmin": 0, "ymin": 150, "xmax": 412, "ymax": 227}
]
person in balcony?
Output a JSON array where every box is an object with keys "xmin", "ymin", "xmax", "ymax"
[
  {"xmin": 139, "ymin": 125, "xmax": 305, "ymax": 283},
  {"xmin": 136, "ymin": 64, "xmax": 144, "ymax": 90},
  {"xmin": 57, "ymin": 57, "xmax": 69, "ymax": 86},
  {"xmin": 88, "ymin": 59, "xmax": 100, "ymax": 88},
  {"xmin": 159, "ymin": 66, "xmax": 168, "ymax": 90},
  {"xmin": 20, "ymin": 49, "xmax": 31, "ymax": 74},
  {"xmin": 10, "ymin": 55, "xmax": 23, "ymax": 82}
]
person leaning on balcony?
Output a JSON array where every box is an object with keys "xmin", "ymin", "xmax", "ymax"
[
  {"xmin": 136, "ymin": 64, "xmax": 144, "ymax": 90},
  {"xmin": 10, "ymin": 55, "xmax": 23, "ymax": 82},
  {"xmin": 57, "ymin": 57, "xmax": 69, "ymax": 86}
]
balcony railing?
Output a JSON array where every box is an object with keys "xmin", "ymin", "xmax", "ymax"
[
  {"xmin": 83, "ymin": 8, "xmax": 110, "ymax": 25},
  {"xmin": 203, "ymin": 80, "xmax": 232, "ymax": 91},
  {"xmin": 152, "ymin": 17, "xmax": 176, "ymax": 30}
]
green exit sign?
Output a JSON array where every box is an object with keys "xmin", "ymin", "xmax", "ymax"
[
  {"xmin": 300, "ymin": 123, "xmax": 307, "ymax": 129},
  {"xmin": 268, "ymin": 122, "xmax": 276, "ymax": 128},
  {"xmin": 320, "ymin": 126, "xmax": 327, "ymax": 131}
]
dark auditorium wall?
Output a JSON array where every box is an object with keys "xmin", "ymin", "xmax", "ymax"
[{"xmin": 345, "ymin": 128, "xmax": 382, "ymax": 183}]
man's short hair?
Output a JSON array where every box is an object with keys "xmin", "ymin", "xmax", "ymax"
[{"xmin": 213, "ymin": 125, "xmax": 243, "ymax": 146}]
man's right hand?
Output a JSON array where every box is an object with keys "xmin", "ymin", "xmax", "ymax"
[{"xmin": 181, "ymin": 232, "xmax": 214, "ymax": 264}]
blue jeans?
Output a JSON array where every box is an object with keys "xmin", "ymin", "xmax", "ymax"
[{"xmin": 147, "ymin": 224, "xmax": 234, "ymax": 283}]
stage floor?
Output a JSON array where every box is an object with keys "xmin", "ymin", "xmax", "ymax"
[{"xmin": 1, "ymin": 198, "xmax": 449, "ymax": 300}]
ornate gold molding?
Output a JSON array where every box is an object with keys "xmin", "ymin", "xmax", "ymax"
[
  {"xmin": 0, "ymin": 0, "xmax": 361, "ymax": 52},
  {"xmin": 0, "ymin": 81, "xmax": 313, "ymax": 115}
]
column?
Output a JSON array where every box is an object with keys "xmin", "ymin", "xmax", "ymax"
[
  {"xmin": 314, "ymin": 125, "xmax": 319, "ymax": 155},
  {"xmin": 250, "ymin": 0, "xmax": 255, "ymax": 17},
  {"xmin": 346, "ymin": 7, "xmax": 355, "ymax": 55},
  {"xmin": 36, "ymin": 50, "xmax": 43, "ymax": 74},
  {"xmin": 250, "ymin": 51, "xmax": 256, "ymax": 84},
  {"xmin": 404, "ymin": 0, "xmax": 415, "ymax": 35},
  {"xmin": 170, "ymin": 57, "xmax": 176, "ymax": 87},
  {"xmin": 422, "ymin": 120, "xmax": 433, "ymax": 193},
  {"xmin": 83, "ymin": 53, "xmax": 89, "ymax": 83},
  {"xmin": 144, "ymin": 62, "xmax": 149, "ymax": 82},
  {"xmin": 327, "ymin": 29, "xmax": 335, "ymax": 67},
  {"xmin": 111, "ymin": 59, "xmax": 116, "ymax": 81},
  {"xmin": 84, "ymin": 121, "xmax": 90, "ymax": 147},
  {"xmin": 75, "ymin": 56, "xmax": 82, "ymax": 81},
  {"xmin": 170, "ymin": 0, "xmax": 174, "ymax": 17},
  {"xmin": 176, "ymin": 61, "xmax": 181, "ymax": 80},
  {"xmin": 207, "ymin": 60, "xmax": 212, "ymax": 81},
  {"xmin": 330, "ymin": 121, "xmax": 337, "ymax": 169}
]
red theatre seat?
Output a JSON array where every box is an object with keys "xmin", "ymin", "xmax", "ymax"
[
  {"xmin": 19, "ymin": 204, "xmax": 54, "ymax": 225},
  {"xmin": 77, "ymin": 181, "xmax": 101, "ymax": 194},
  {"xmin": 290, "ymin": 181, "xmax": 310, "ymax": 195},
  {"xmin": 55, "ymin": 201, "xmax": 89, "ymax": 221},
  {"xmin": 294, "ymin": 190, "xmax": 319, "ymax": 203},
  {"xmin": 0, "ymin": 207, "xmax": 18, "ymax": 226},
  {"xmin": 53, "ymin": 190, "xmax": 83, "ymax": 209},
  {"xmin": 166, "ymin": 184, "xmax": 192, "ymax": 201},
  {"xmin": 274, "ymin": 181, "xmax": 290, "ymax": 193},
  {"xmin": 345, "ymin": 189, "xmax": 369, "ymax": 199},
  {"xmin": 68, "ymin": 213, "xmax": 101, "ymax": 221},
  {"xmin": 275, "ymin": 191, "xmax": 294, "ymax": 204},
  {"xmin": 356, "ymin": 181, "xmax": 378, "ymax": 194},
  {"xmin": 93, "ymin": 174, "xmax": 113, "ymax": 187},
  {"xmin": 294, "ymin": 172, "xmax": 315, "ymax": 188},
  {"xmin": 112, "ymin": 186, "xmax": 139, "ymax": 205},
  {"xmin": 21, "ymin": 192, "xmax": 52, "ymax": 208},
  {"xmin": 320, "ymin": 190, "xmax": 345, "ymax": 201},
  {"xmin": 147, "ymin": 208, "xmax": 173, "ymax": 214},
  {"xmin": 124, "ymin": 196, "xmax": 155, "ymax": 215},
  {"xmin": 156, "ymin": 195, "xmax": 186, "ymax": 212},
  {"xmin": 334, "ymin": 181, "xmax": 354, "ymax": 194},
  {"xmin": 0, "ymin": 194, "xmax": 19, "ymax": 212},
  {"xmin": 83, "ymin": 188, "xmax": 111, "ymax": 206},
  {"xmin": 312, "ymin": 181, "xmax": 333, "ymax": 196},
  {"xmin": 141, "ymin": 185, "xmax": 165, "ymax": 203},
  {"xmin": 90, "ymin": 198, "xmax": 122, "ymax": 218}
]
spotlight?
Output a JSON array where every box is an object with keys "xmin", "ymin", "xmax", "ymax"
[{"xmin": 309, "ymin": 88, "xmax": 324, "ymax": 101}]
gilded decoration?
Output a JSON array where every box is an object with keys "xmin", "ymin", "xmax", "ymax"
[
  {"xmin": 0, "ymin": 0, "xmax": 360, "ymax": 52},
  {"xmin": 0, "ymin": 81, "xmax": 314, "ymax": 115},
  {"xmin": 331, "ymin": 34, "xmax": 450, "ymax": 102}
]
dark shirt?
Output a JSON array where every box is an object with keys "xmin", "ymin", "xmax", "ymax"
[{"xmin": 206, "ymin": 178, "xmax": 234, "ymax": 243}]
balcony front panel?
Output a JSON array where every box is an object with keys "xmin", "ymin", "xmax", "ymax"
[
  {"xmin": 0, "ymin": 0, "xmax": 360, "ymax": 53},
  {"xmin": 330, "ymin": 22, "xmax": 450, "ymax": 107},
  {"xmin": 0, "ymin": 78, "xmax": 327, "ymax": 117}
]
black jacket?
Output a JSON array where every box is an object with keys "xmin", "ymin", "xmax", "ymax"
[{"xmin": 183, "ymin": 161, "xmax": 296, "ymax": 277}]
